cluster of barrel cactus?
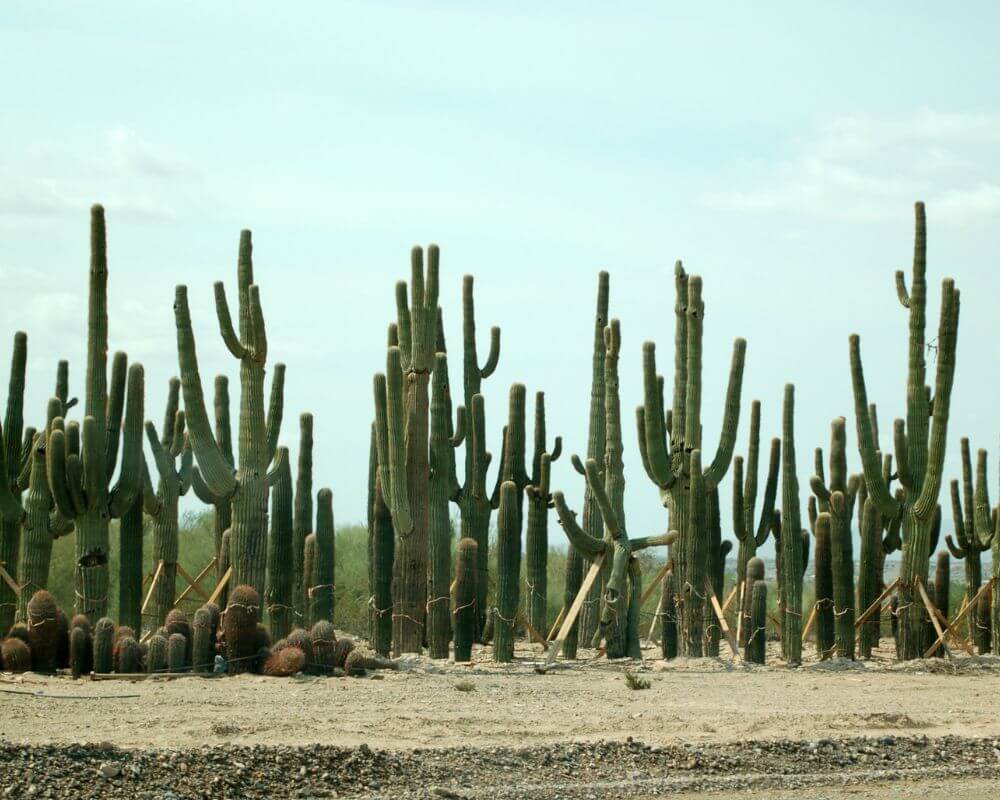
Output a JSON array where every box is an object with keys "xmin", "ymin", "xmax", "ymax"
[{"xmin": 1, "ymin": 198, "xmax": 996, "ymax": 681}]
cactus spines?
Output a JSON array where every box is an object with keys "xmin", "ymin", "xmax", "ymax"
[
  {"xmin": 165, "ymin": 609, "xmax": 192, "ymax": 666},
  {"xmin": 370, "ymin": 448, "xmax": 394, "ymax": 658},
  {"xmin": 857, "ymin": 498, "xmax": 882, "ymax": 659},
  {"xmin": 747, "ymin": 579, "xmax": 767, "ymax": 665},
  {"xmin": 144, "ymin": 378, "xmax": 194, "ymax": 628},
  {"xmin": 493, "ymin": 481, "xmax": 521, "ymax": 663},
  {"xmin": 265, "ymin": 446, "xmax": 294, "ymax": 640},
  {"xmin": 117, "ymin": 488, "xmax": 144, "ymax": 634},
  {"xmin": 453, "ymin": 537, "xmax": 478, "ymax": 662},
  {"xmin": 223, "ymin": 584, "xmax": 260, "ymax": 675},
  {"xmin": 192, "ymin": 607, "xmax": 214, "ymax": 673},
  {"xmin": 934, "ymin": 551, "xmax": 950, "ymax": 623},
  {"xmin": 1, "ymin": 637, "xmax": 30, "ymax": 672},
  {"xmin": 308, "ymin": 489, "xmax": 335, "ymax": 627},
  {"xmin": 310, "ymin": 620, "xmax": 337, "ymax": 673},
  {"xmin": 26, "ymin": 590, "xmax": 59, "ymax": 673},
  {"xmin": 525, "ymin": 391, "xmax": 561, "ymax": 638},
  {"xmin": 850, "ymin": 203, "xmax": 960, "ymax": 659},
  {"xmin": 174, "ymin": 228, "xmax": 286, "ymax": 602},
  {"xmin": 780, "ymin": 384, "xmax": 804, "ymax": 666},
  {"xmin": 93, "ymin": 616, "xmax": 115, "ymax": 673},
  {"xmin": 42, "ymin": 208, "xmax": 146, "ymax": 622},
  {"xmin": 264, "ymin": 646, "xmax": 305, "ymax": 677},
  {"xmin": 146, "ymin": 634, "xmax": 167, "ymax": 673},
  {"xmin": 659, "ymin": 568, "xmax": 678, "ymax": 660},
  {"xmin": 812, "ymin": 511, "xmax": 834, "ymax": 658},
  {"xmin": 0, "ymin": 332, "xmax": 27, "ymax": 634},
  {"xmin": 285, "ymin": 628, "xmax": 314, "ymax": 666},
  {"xmin": 732, "ymin": 401, "xmax": 780, "ymax": 648},
  {"xmin": 167, "ymin": 633, "xmax": 187, "ymax": 672},
  {"xmin": 428, "ymin": 352, "xmax": 465, "ymax": 659},
  {"xmin": 639, "ymin": 265, "xmax": 746, "ymax": 657},
  {"xmin": 333, "ymin": 637, "xmax": 355, "ymax": 668},
  {"xmin": 293, "ymin": 413, "xmax": 313, "ymax": 621}
]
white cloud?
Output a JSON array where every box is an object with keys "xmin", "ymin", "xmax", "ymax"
[{"xmin": 702, "ymin": 110, "xmax": 1000, "ymax": 227}]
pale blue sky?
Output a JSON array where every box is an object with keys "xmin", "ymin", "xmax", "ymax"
[{"xmin": 2, "ymin": 4, "xmax": 998, "ymax": 551}]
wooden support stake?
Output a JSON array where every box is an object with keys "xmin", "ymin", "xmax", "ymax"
[
  {"xmin": 0, "ymin": 563, "xmax": 20, "ymax": 596},
  {"xmin": 639, "ymin": 561, "xmax": 671, "ymax": 607},
  {"xmin": 721, "ymin": 585, "xmax": 739, "ymax": 614},
  {"xmin": 923, "ymin": 576, "xmax": 993, "ymax": 658},
  {"xmin": 915, "ymin": 577, "xmax": 953, "ymax": 659},
  {"xmin": 537, "ymin": 555, "xmax": 605, "ymax": 672},
  {"xmin": 517, "ymin": 612, "xmax": 548, "ymax": 646},
  {"xmin": 174, "ymin": 559, "xmax": 215, "ymax": 605},
  {"xmin": 705, "ymin": 578, "xmax": 741, "ymax": 661},
  {"xmin": 800, "ymin": 603, "xmax": 819, "ymax": 644},
  {"xmin": 207, "ymin": 566, "xmax": 233, "ymax": 606},
  {"xmin": 546, "ymin": 606, "xmax": 566, "ymax": 642},
  {"xmin": 768, "ymin": 613, "xmax": 782, "ymax": 636},
  {"xmin": 140, "ymin": 560, "xmax": 165, "ymax": 616},
  {"xmin": 734, "ymin": 583, "xmax": 746, "ymax": 644},
  {"xmin": 854, "ymin": 577, "xmax": 900, "ymax": 628}
]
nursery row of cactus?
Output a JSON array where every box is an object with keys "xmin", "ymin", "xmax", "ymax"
[{"xmin": 0, "ymin": 199, "xmax": 994, "ymax": 680}]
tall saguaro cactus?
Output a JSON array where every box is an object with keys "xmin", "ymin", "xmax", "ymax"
[
  {"xmin": 780, "ymin": 384, "xmax": 805, "ymax": 665},
  {"xmin": 0, "ymin": 332, "xmax": 27, "ymax": 632},
  {"xmin": 266, "ymin": 446, "xmax": 293, "ymax": 640},
  {"xmin": 525, "ymin": 392, "xmax": 561, "ymax": 636},
  {"xmin": 638, "ymin": 263, "xmax": 746, "ymax": 656},
  {"xmin": 849, "ymin": 203, "xmax": 960, "ymax": 660},
  {"xmin": 143, "ymin": 378, "xmax": 193, "ymax": 628},
  {"xmin": 174, "ymin": 230, "xmax": 286, "ymax": 601},
  {"xmin": 453, "ymin": 275, "xmax": 500, "ymax": 639},
  {"xmin": 810, "ymin": 418, "xmax": 860, "ymax": 660},
  {"xmin": 189, "ymin": 375, "xmax": 234, "ymax": 578},
  {"xmin": 732, "ymin": 400, "xmax": 779, "ymax": 646},
  {"xmin": 46, "ymin": 206, "xmax": 145, "ymax": 622},
  {"xmin": 292, "ymin": 413, "xmax": 314, "ymax": 620}
]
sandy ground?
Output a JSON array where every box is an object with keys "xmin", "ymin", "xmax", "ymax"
[{"xmin": 2, "ymin": 640, "xmax": 1000, "ymax": 751}]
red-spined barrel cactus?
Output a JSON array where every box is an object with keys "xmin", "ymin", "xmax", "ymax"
[
  {"xmin": 26, "ymin": 590, "xmax": 59, "ymax": 673},
  {"xmin": 223, "ymin": 584, "xmax": 260, "ymax": 675},
  {"xmin": 310, "ymin": 621, "xmax": 337, "ymax": 674},
  {"xmin": 264, "ymin": 646, "xmax": 304, "ymax": 677},
  {"xmin": 165, "ymin": 609, "xmax": 192, "ymax": 667},
  {"xmin": 116, "ymin": 636, "xmax": 141, "ymax": 673},
  {"xmin": 191, "ymin": 607, "xmax": 214, "ymax": 674},
  {"xmin": 1, "ymin": 637, "xmax": 31, "ymax": 672}
]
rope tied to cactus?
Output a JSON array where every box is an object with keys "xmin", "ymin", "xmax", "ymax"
[
  {"xmin": 425, "ymin": 595, "xmax": 449, "ymax": 610},
  {"xmin": 491, "ymin": 606, "xmax": 517, "ymax": 628},
  {"xmin": 266, "ymin": 603, "xmax": 295, "ymax": 615},
  {"xmin": 307, "ymin": 584, "xmax": 335, "ymax": 598},
  {"xmin": 367, "ymin": 595, "xmax": 392, "ymax": 618},
  {"xmin": 832, "ymin": 605, "xmax": 854, "ymax": 617},
  {"xmin": 451, "ymin": 599, "xmax": 476, "ymax": 616},
  {"xmin": 391, "ymin": 612, "xmax": 424, "ymax": 628}
]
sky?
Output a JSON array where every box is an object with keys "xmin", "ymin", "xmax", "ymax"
[{"xmin": 1, "ymin": 4, "xmax": 999, "ymax": 555}]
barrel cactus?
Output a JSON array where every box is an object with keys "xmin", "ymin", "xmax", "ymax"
[
  {"xmin": 310, "ymin": 620, "xmax": 337, "ymax": 673},
  {"xmin": 1, "ymin": 637, "xmax": 30, "ymax": 672},
  {"xmin": 223, "ymin": 584, "xmax": 261, "ymax": 675},
  {"xmin": 191, "ymin": 607, "xmax": 215, "ymax": 674},
  {"xmin": 92, "ymin": 617, "xmax": 115, "ymax": 673},
  {"xmin": 26, "ymin": 590, "xmax": 59, "ymax": 674}
]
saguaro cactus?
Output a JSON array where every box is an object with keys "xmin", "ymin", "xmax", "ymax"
[
  {"xmin": 780, "ymin": 384, "xmax": 805, "ymax": 666},
  {"xmin": 747, "ymin": 578, "xmax": 767, "ymax": 665},
  {"xmin": 46, "ymin": 206, "xmax": 145, "ymax": 622},
  {"xmin": 189, "ymin": 375, "xmax": 235, "ymax": 578},
  {"xmin": 428, "ymin": 352, "xmax": 465, "ymax": 659},
  {"xmin": 174, "ymin": 230, "xmax": 286, "ymax": 600},
  {"xmin": 309, "ymin": 488, "xmax": 335, "ymax": 627},
  {"xmin": 849, "ymin": 203, "xmax": 960, "ymax": 659},
  {"xmin": 265, "ymin": 446, "xmax": 293, "ymax": 640},
  {"xmin": 293, "ymin": 413, "xmax": 313, "ymax": 621},
  {"xmin": 575, "ymin": 272, "xmax": 609, "ymax": 650},
  {"xmin": 638, "ymin": 264, "xmax": 746, "ymax": 656},
  {"xmin": 453, "ymin": 275, "xmax": 500, "ymax": 640},
  {"xmin": 369, "ymin": 427, "xmax": 394, "ymax": 657},
  {"xmin": 525, "ymin": 392, "xmax": 561, "ymax": 637},
  {"xmin": 0, "ymin": 332, "xmax": 28, "ymax": 633},
  {"xmin": 143, "ymin": 378, "xmax": 194, "ymax": 628},
  {"xmin": 811, "ymin": 509, "xmax": 834, "ymax": 658},
  {"xmin": 493, "ymin": 481, "xmax": 521, "ymax": 663},
  {"xmin": 453, "ymin": 537, "xmax": 478, "ymax": 662},
  {"xmin": 810, "ymin": 419, "xmax": 860, "ymax": 660},
  {"xmin": 944, "ymin": 439, "xmax": 993, "ymax": 650},
  {"xmin": 732, "ymin": 400, "xmax": 780, "ymax": 647}
]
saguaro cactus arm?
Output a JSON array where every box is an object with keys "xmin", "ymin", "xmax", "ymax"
[
  {"xmin": 372, "ymin": 346, "xmax": 413, "ymax": 536},
  {"xmin": 462, "ymin": 275, "xmax": 501, "ymax": 380},
  {"xmin": 173, "ymin": 286, "xmax": 238, "ymax": 499},
  {"xmin": 553, "ymin": 491, "xmax": 607, "ymax": 559},
  {"xmin": 107, "ymin": 363, "xmax": 145, "ymax": 517},
  {"xmin": 265, "ymin": 363, "xmax": 285, "ymax": 464},
  {"xmin": 702, "ymin": 338, "xmax": 747, "ymax": 489}
]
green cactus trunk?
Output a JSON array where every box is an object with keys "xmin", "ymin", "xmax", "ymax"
[
  {"xmin": 857, "ymin": 499, "xmax": 880, "ymax": 659},
  {"xmin": 0, "ymin": 332, "xmax": 25, "ymax": 634},
  {"xmin": 293, "ymin": 413, "xmax": 313, "ymax": 623},
  {"xmin": 702, "ymin": 488, "xmax": 724, "ymax": 657},
  {"xmin": 309, "ymin": 489, "xmax": 335, "ymax": 627},
  {"xmin": 453, "ymin": 537, "xmax": 478, "ymax": 662},
  {"xmin": 371, "ymin": 471, "xmax": 394, "ymax": 657},
  {"xmin": 747, "ymin": 579, "xmax": 767, "ymax": 665},
  {"xmin": 493, "ymin": 481, "xmax": 520, "ymax": 663},
  {"xmin": 524, "ymin": 488, "xmax": 549, "ymax": 637},
  {"xmin": 813, "ymin": 514, "xmax": 834, "ymax": 658},
  {"xmin": 428, "ymin": 354, "xmax": 456, "ymax": 659},
  {"xmin": 265, "ymin": 447, "xmax": 293, "ymax": 640},
  {"xmin": 149, "ymin": 502, "xmax": 179, "ymax": 630},
  {"xmin": 780, "ymin": 384, "xmax": 804, "ymax": 666},
  {"xmin": 659, "ymin": 569, "xmax": 678, "ymax": 660}
]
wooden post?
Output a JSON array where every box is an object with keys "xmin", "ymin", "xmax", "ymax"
[
  {"xmin": 546, "ymin": 606, "xmax": 566, "ymax": 642},
  {"xmin": 734, "ymin": 583, "xmax": 745, "ymax": 644},
  {"xmin": 173, "ymin": 558, "xmax": 217, "ymax": 606},
  {"xmin": 0, "ymin": 563, "xmax": 20, "ymax": 596},
  {"xmin": 915, "ymin": 577, "xmax": 953, "ymax": 659},
  {"xmin": 639, "ymin": 561, "xmax": 671, "ymax": 606},
  {"xmin": 140, "ymin": 560, "xmax": 165, "ymax": 617},
  {"xmin": 854, "ymin": 577, "xmax": 900, "ymax": 628},
  {"xmin": 721, "ymin": 585, "xmax": 739, "ymax": 614},
  {"xmin": 923, "ymin": 576, "xmax": 992, "ymax": 658},
  {"xmin": 517, "ymin": 612, "xmax": 548, "ymax": 646},
  {"xmin": 705, "ymin": 578, "xmax": 741, "ymax": 661},
  {"xmin": 537, "ymin": 556, "xmax": 605, "ymax": 672},
  {"xmin": 207, "ymin": 566, "xmax": 233, "ymax": 606},
  {"xmin": 800, "ymin": 603, "xmax": 818, "ymax": 644}
]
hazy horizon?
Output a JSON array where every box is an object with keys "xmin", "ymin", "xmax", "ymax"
[{"xmin": 3, "ymin": 4, "xmax": 999, "ymax": 556}]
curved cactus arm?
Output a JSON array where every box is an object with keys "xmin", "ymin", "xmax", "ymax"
[
  {"xmin": 81, "ymin": 416, "xmax": 103, "ymax": 508},
  {"xmin": 373, "ymin": 347, "xmax": 413, "ymax": 535},
  {"xmin": 265, "ymin": 363, "xmax": 285, "ymax": 464},
  {"xmin": 160, "ymin": 378, "xmax": 180, "ymax": 454},
  {"xmin": 178, "ymin": 436, "xmax": 193, "ymax": 495},
  {"xmin": 190, "ymin": 467, "xmax": 219, "ymax": 505},
  {"xmin": 552, "ymin": 491, "xmax": 606, "ymax": 559},
  {"xmin": 144, "ymin": 420, "xmax": 174, "ymax": 486},
  {"xmin": 913, "ymin": 282, "xmax": 960, "ymax": 520},
  {"xmin": 702, "ymin": 338, "xmax": 747, "ymax": 489},
  {"xmin": 214, "ymin": 282, "xmax": 248, "ymax": 360},
  {"xmin": 489, "ymin": 424, "xmax": 508, "ymax": 508},
  {"xmin": 849, "ymin": 334, "xmax": 903, "ymax": 520},
  {"xmin": 213, "ymin": 375, "xmax": 234, "ymax": 467},
  {"xmin": 892, "ymin": 419, "xmax": 913, "ymax": 490},
  {"xmin": 549, "ymin": 436, "xmax": 562, "ymax": 463},
  {"xmin": 571, "ymin": 453, "xmax": 585, "ymax": 476},
  {"xmin": 732, "ymin": 456, "xmax": 747, "ymax": 542},
  {"xmin": 949, "ymin": 479, "xmax": 970, "ymax": 550},
  {"xmin": 394, "ymin": 281, "xmax": 412, "ymax": 372},
  {"xmin": 56, "ymin": 360, "xmax": 78, "ymax": 415},
  {"xmin": 102, "ymin": 351, "xmax": 127, "ymax": 479},
  {"xmin": 583, "ymin": 457, "xmax": 623, "ymax": 539},
  {"xmin": 45, "ymin": 428, "xmax": 77, "ymax": 519},
  {"xmin": 174, "ymin": 286, "xmax": 238, "ymax": 499},
  {"xmin": 928, "ymin": 503, "xmax": 943, "ymax": 554},
  {"xmin": 944, "ymin": 534, "xmax": 967, "ymax": 560},
  {"xmin": 449, "ymin": 405, "xmax": 467, "ymax": 448},
  {"xmin": 141, "ymin": 459, "xmax": 161, "ymax": 517},
  {"xmin": 973, "ymin": 449, "xmax": 994, "ymax": 547},
  {"xmin": 108, "ymin": 363, "xmax": 145, "ymax": 518},
  {"xmin": 895, "ymin": 270, "xmax": 911, "ymax": 308},
  {"xmin": 480, "ymin": 326, "xmax": 501, "ymax": 378},
  {"xmin": 640, "ymin": 342, "xmax": 673, "ymax": 488},
  {"xmin": 265, "ymin": 445, "xmax": 289, "ymax": 488},
  {"xmin": 814, "ymin": 447, "xmax": 826, "ymax": 489},
  {"xmin": 754, "ymin": 438, "xmax": 781, "ymax": 547},
  {"xmin": 169, "ymin": 410, "xmax": 186, "ymax": 459},
  {"xmin": 810, "ymin": 475, "xmax": 831, "ymax": 505},
  {"xmin": 631, "ymin": 530, "xmax": 677, "ymax": 551},
  {"xmin": 248, "ymin": 285, "xmax": 268, "ymax": 366},
  {"xmin": 807, "ymin": 495, "xmax": 819, "ymax": 534},
  {"xmin": 882, "ymin": 491, "xmax": 905, "ymax": 554}
]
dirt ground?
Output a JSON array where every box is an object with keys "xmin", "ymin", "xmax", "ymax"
[{"xmin": 2, "ymin": 640, "xmax": 999, "ymax": 797}]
